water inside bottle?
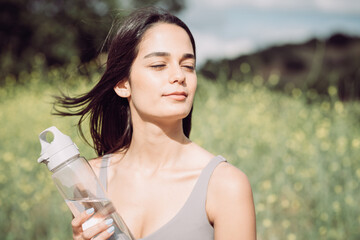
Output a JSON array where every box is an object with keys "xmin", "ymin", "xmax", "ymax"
[{"xmin": 66, "ymin": 198, "xmax": 133, "ymax": 240}]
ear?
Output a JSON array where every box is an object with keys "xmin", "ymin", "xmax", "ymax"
[{"xmin": 114, "ymin": 79, "xmax": 131, "ymax": 98}]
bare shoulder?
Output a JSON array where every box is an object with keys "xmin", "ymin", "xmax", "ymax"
[
  {"xmin": 207, "ymin": 160, "xmax": 256, "ymax": 240},
  {"xmin": 209, "ymin": 161, "xmax": 253, "ymax": 201},
  {"xmin": 183, "ymin": 142, "xmax": 215, "ymax": 168},
  {"xmin": 88, "ymin": 156, "xmax": 102, "ymax": 176},
  {"xmin": 88, "ymin": 156, "xmax": 102, "ymax": 168}
]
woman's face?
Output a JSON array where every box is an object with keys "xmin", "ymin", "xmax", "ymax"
[{"xmin": 119, "ymin": 23, "xmax": 197, "ymax": 124}]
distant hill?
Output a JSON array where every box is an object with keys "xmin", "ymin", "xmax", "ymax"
[{"xmin": 200, "ymin": 33, "xmax": 360, "ymax": 101}]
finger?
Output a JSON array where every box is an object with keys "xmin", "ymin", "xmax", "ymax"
[
  {"xmin": 72, "ymin": 208, "xmax": 95, "ymax": 234},
  {"xmin": 82, "ymin": 218, "xmax": 114, "ymax": 240},
  {"xmin": 93, "ymin": 225, "xmax": 115, "ymax": 240}
]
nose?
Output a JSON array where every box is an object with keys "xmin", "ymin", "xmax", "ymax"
[{"xmin": 169, "ymin": 64, "xmax": 185, "ymax": 84}]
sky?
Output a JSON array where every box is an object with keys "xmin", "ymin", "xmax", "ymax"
[{"xmin": 177, "ymin": 0, "xmax": 360, "ymax": 66}]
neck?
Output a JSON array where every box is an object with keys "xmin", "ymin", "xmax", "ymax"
[{"xmin": 123, "ymin": 118, "xmax": 191, "ymax": 170}]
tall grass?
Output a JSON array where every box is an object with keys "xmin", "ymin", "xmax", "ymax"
[{"xmin": 1, "ymin": 63, "xmax": 359, "ymax": 239}]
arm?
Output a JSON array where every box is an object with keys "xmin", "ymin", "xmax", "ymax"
[{"xmin": 207, "ymin": 163, "xmax": 256, "ymax": 240}]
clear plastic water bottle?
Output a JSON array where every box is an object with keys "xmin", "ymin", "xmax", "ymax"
[{"xmin": 37, "ymin": 126, "xmax": 135, "ymax": 240}]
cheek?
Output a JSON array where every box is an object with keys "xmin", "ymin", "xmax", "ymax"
[
  {"xmin": 188, "ymin": 76, "xmax": 197, "ymax": 96},
  {"xmin": 129, "ymin": 77, "xmax": 159, "ymax": 108},
  {"xmin": 131, "ymin": 86, "xmax": 154, "ymax": 106},
  {"xmin": 129, "ymin": 70, "xmax": 153, "ymax": 96}
]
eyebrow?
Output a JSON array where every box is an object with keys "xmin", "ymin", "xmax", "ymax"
[{"xmin": 144, "ymin": 52, "xmax": 195, "ymax": 60}]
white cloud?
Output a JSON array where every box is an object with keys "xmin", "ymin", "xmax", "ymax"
[
  {"xmin": 193, "ymin": 32, "xmax": 255, "ymax": 65},
  {"xmin": 315, "ymin": 0, "xmax": 360, "ymax": 14},
  {"xmin": 192, "ymin": 0, "xmax": 360, "ymax": 14},
  {"xmin": 202, "ymin": 0, "xmax": 309, "ymax": 10}
]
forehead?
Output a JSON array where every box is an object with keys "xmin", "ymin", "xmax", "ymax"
[{"xmin": 137, "ymin": 23, "xmax": 194, "ymax": 57}]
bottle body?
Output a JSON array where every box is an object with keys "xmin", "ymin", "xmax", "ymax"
[{"xmin": 52, "ymin": 156, "xmax": 134, "ymax": 240}]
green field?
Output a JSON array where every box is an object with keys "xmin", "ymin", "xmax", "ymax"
[{"xmin": 1, "ymin": 63, "xmax": 359, "ymax": 239}]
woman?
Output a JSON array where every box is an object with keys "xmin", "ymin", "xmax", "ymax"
[{"xmin": 55, "ymin": 6, "xmax": 256, "ymax": 240}]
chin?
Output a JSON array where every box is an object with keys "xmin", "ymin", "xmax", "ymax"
[
  {"xmin": 168, "ymin": 106, "xmax": 191, "ymax": 116},
  {"xmin": 159, "ymin": 109, "xmax": 191, "ymax": 121}
]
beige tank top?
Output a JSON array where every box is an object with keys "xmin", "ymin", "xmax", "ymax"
[{"xmin": 98, "ymin": 155, "xmax": 227, "ymax": 240}]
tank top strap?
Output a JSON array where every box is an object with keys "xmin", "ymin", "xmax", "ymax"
[
  {"xmin": 176, "ymin": 155, "xmax": 227, "ymax": 223},
  {"xmin": 98, "ymin": 154, "xmax": 112, "ymax": 191},
  {"xmin": 190, "ymin": 155, "xmax": 227, "ymax": 205}
]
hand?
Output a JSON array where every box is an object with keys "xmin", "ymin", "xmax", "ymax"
[{"xmin": 72, "ymin": 208, "xmax": 115, "ymax": 240}]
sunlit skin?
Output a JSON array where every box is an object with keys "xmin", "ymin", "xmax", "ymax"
[
  {"xmin": 117, "ymin": 23, "xmax": 197, "ymax": 132},
  {"xmin": 74, "ymin": 23, "xmax": 256, "ymax": 240}
]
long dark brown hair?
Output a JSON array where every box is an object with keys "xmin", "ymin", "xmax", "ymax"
[{"xmin": 53, "ymin": 7, "xmax": 196, "ymax": 156}]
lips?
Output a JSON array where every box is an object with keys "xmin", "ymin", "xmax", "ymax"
[
  {"xmin": 163, "ymin": 91, "xmax": 188, "ymax": 97},
  {"xmin": 163, "ymin": 91, "xmax": 188, "ymax": 100}
]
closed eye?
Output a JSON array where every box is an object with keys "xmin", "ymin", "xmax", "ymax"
[
  {"xmin": 150, "ymin": 64, "xmax": 166, "ymax": 70},
  {"xmin": 182, "ymin": 65, "xmax": 195, "ymax": 71}
]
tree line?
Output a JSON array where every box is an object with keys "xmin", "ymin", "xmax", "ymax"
[{"xmin": 0, "ymin": 0, "xmax": 185, "ymax": 82}]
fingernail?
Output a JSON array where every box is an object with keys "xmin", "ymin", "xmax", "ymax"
[
  {"xmin": 107, "ymin": 226, "xmax": 115, "ymax": 233},
  {"xmin": 105, "ymin": 218, "xmax": 113, "ymax": 226},
  {"xmin": 86, "ymin": 208, "xmax": 94, "ymax": 214}
]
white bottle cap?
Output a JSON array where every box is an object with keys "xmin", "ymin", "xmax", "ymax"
[{"xmin": 38, "ymin": 126, "xmax": 80, "ymax": 171}]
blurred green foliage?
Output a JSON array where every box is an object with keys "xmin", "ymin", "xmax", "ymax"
[
  {"xmin": 0, "ymin": 61, "xmax": 359, "ymax": 239},
  {"xmin": 0, "ymin": 0, "xmax": 185, "ymax": 82}
]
